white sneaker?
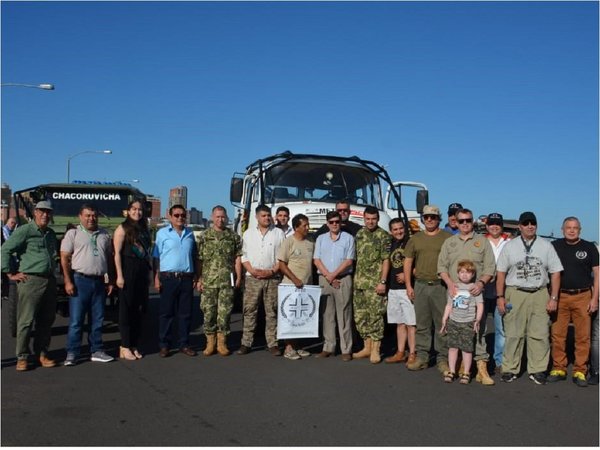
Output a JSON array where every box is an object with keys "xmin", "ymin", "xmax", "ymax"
[
  {"xmin": 297, "ymin": 349, "xmax": 311, "ymax": 358},
  {"xmin": 64, "ymin": 353, "xmax": 76, "ymax": 367},
  {"xmin": 91, "ymin": 351, "xmax": 114, "ymax": 363},
  {"xmin": 284, "ymin": 349, "xmax": 301, "ymax": 360}
]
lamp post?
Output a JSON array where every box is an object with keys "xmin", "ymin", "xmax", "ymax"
[
  {"xmin": 0, "ymin": 83, "xmax": 55, "ymax": 90},
  {"xmin": 67, "ymin": 150, "xmax": 112, "ymax": 183}
]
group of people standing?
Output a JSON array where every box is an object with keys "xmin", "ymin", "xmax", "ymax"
[{"xmin": 1, "ymin": 199, "xmax": 598, "ymax": 389}]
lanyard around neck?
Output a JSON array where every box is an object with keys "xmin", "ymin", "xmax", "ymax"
[{"xmin": 79, "ymin": 225, "xmax": 99, "ymax": 256}]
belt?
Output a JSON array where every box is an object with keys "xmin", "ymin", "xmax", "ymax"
[
  {"xmin": 74, "ymin": 272, "xmax": 104, "ymax": 281},
  {"xmin": 416, "ymin": 279, "xmax": 441, "ymax": 286},
  {"xmin": 160, "ymin": 271, "xmax": 195, "ymax": 279},
  {"xmin": 514, "ymin": 287, "xmax": 544, "ymax": 293},
  {"xmin": 560, "ymin": 287, "xmax": 592, "ymax": 295},
  {"xmin": 24, "ymin": 273, "xmax": 54, "ymax": 279}
]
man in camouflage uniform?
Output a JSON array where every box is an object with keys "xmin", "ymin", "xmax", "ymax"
[
  {"xmin": 197, "ymin": 206, "xmax": 242, "ymax": 356},
  {"xmin": 352, "ymin": 206, "xmax": 391, "ymax": 364}
]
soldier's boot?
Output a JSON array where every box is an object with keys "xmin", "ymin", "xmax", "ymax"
[
  {"xmin": 370, "ymin": 340, "xmax": 382, "ymax": 364},
  {"xmin": 475, "ymin": 360, "xmax": 495, "ymax": 386},
  {"xmin": 352, "ymin": 338, "xmax": 372, "ymax": 359},
  {"xmin": 203, "ymin": 334, "xmax": 217, "ymax": 356},
  {"xmin": 216, "ymin": 332, "xmax": 230, "ymax": 356}
]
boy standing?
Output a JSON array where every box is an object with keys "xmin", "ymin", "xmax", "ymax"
[{"xmin": 440, "ymin": 260, "xmax": 484, "ymax": 384}]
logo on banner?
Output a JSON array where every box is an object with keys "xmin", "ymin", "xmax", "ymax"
[{"xmin": 280, "ymin": 290, "xmax": 317, "ymax": 327}]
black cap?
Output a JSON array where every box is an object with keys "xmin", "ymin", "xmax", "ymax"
[
  {"xmin": 519, "ymin": 211, "xmax": 537, "ymax": 224},
  {"xmin": 447, "ymin": 202, "xmax": 463, "ymax": 215},
  {"xmin": 486, "ymin": 212, "xmax": 504, "ymax": 226}
]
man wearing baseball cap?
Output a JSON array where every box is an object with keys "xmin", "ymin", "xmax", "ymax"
[
  {"xmin": 443, "ymin": 203, "xmax": 463, "ymax": 235},
  {"xmin": 483, "ymin": 213, "xmax": 512, "ymax": 372},
  {"xmin": 496, "ymin": 211, "xmax": 563, "ymax": 385},
  {"xmin": 1, "ymin": 201, "xmax": 59, "ymax": 371},
  {"xmin": 403, "ymin": 205, "xmax": 452, "ymax": 372}
]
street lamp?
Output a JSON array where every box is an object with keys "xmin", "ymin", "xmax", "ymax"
[
  {"xmin": 67, "ymin": 150, "xmax": 112, "ymax": 183},
  {"xmin": 0, "ymin": 83, "xmax": 55, "ymax": 90}
]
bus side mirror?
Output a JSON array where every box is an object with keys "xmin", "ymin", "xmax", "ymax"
[
  {"xmin": 416, "ymin": 189, "xmax": 428, "ymax": 214},
  {"xmin": 230, "ymin": 177, "xmax": 243, "ymax": 203}
]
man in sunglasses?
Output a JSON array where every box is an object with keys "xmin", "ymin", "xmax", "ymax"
[
  {"xmin": 496, "ymin": 211, "xmax": 563, "ymax": 385},
  {"xmin": 1, "ymin": 201, "xmax": 58, "ymax": 371},
  {"xmin": 314, "ymin": 199, "xmax": 362, "ymax": 238},
  {"xmin": 438, "ymin": 208, "xmax": 496, "ymax": 385},
  {"xmin": 403, "ymin": 205, "xmax": 452, "ymax": 372},
  {"xmin": 314, "ymin": 210, "xmax": 356, "ymax": 361},
  {"xmin": 153, "ymin": 204, "xmax": 200, "ymax": 358}
]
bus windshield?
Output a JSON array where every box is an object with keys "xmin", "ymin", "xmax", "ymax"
[{"xmin": 261, "ymin": 161, "xmax": 383, "ymax": 208}]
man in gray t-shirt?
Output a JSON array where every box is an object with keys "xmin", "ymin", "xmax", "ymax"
[
  {"xmin": 60, "ymin": 203, "xmax": 114, "ymax": 366},
  {"xmin": 496, "ymin": 211, "xmax": 563, "ymax": 385}
]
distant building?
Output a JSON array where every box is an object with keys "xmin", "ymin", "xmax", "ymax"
[
  {"xmin": 188, "ymin": 207, "xmax": 203, "ymax": 225},
  {"xmin": 147, "ymin": 194, "xmax": 162, "ymax": 225},
  {"xmin": 1, "ymin": 183, "xmax": 12, "ymax": 223},
  {"xmin": 169, "ymin": 186, "xmax": 188, "ymax": 210}
]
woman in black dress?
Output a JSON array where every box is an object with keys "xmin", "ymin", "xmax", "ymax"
[{"xmin": 114, "ymin": 200, "xmax": 151, "ymax": 360}]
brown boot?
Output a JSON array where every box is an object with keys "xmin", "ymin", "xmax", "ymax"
[
  {"xmin": 475, "ymin": 360, "xmax": 495, "ymax": 386},
  {"xmin": 370, "ymin": 340, "xmax": 382, "ymax": 364},
  {"xmin": 203, "ymin": 334, "xmax": 216, "ymax": 356},
  {"xmin": 352, "ymin": 338, "xmax": 372, "ymax": 359},
  {"xmin": 385, "ymin": 350, "xmax": 407, "ymax": 364},
  {"xmin": 406, "ymin": 352, "xmax": 417, "ymax": 366},
  {"xmin": 216, "ymin": 332, "xmax": 230, "ymax": 356}
]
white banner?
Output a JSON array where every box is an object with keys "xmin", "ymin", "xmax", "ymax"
[{"xmin": 277, "ymin": 284, "xmax": 321, "ymax": 339}]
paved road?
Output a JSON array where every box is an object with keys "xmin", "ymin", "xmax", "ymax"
[{"xmin": 2, "ymin": 291, "xmax": 598, "ymax": 446}]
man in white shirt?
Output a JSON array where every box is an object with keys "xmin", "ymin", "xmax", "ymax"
[{"xmin": 237, "ymin": 205, "xmax": 285, "ymax": 356}]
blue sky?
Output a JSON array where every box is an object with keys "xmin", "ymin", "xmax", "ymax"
[{"xmin": 2, "ymin": 1, "xmax": 598, "ymax": 241}]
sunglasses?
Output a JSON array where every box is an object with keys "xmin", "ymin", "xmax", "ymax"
[
  {"xmin": 423, "ymin": 214, "xmax": 439, "ymax": 221},
  {"xmin": 520, "ymin": 221, "xmax": 537, "ymax": 226},
  {"xmin": 328, "ymin": 220, "xmax": 341, "ymax": 224},
  {"xmin": 457, "ymin": 218, "xmax": 473, "ymax": 224},
  {"xmin": 336, "ymin": 208, "xmax": 350, "ymax": 213},
  {"xmin": 172, "ymin": 214, "xmax": 187, "ymax": 219}
]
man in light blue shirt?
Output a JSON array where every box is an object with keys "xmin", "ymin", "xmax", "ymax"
[
  {"xmin": 153, "ymin": 204, "xmax": 199, "ymax": 358},
  {"xmin": 313, "ymin": 210, "xmax": 355, "ymax": 360}
]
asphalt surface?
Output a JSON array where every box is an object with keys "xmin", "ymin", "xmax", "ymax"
[{"xmin": 1, "ymin": 291, "xmax": 598, "ymax": 447}]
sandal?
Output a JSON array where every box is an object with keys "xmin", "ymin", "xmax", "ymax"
[
  {"xmin": 443, "ymin": 371, "xmax": 456, "ymax": 383},
  {"xmin": 132, "ymin": 348, "xmax": 143, "ymax": 359},
  {"xmin": 459, "ymin": 373, "xmax": 470, "ymax": 385}
]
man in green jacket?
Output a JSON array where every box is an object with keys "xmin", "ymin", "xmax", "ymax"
[{"xmin": 1, "ymin": 201, "xmax": 58, "ymax": 371}]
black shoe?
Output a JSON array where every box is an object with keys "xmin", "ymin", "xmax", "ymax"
[
  {"xmin": 159, "ymin": 348, "xmax": 170, "ymax": 358},
  {"xmin": 572, "ymin": 371, "xmax": 588, "ymax": 387},
  {"xmin": 588, "ymin": 372, "xmax": 599, "ymax": 386},
  {"xmin": 501, "ymin": 372, "xmax": 517, "ymax": 383},
  {"xmin": 546, "ymin": 370, "xmax": 567, "ymax": 382},
  {"xmin": 236, "ymin": 345, "xmax": 251, "ymax": 355},
  {"xmin": 529, "ymin": 372, "xmax": 547, "ymax": 385}
]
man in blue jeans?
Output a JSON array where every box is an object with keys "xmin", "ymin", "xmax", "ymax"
[
  {"xmin": 61, "ymin": 203, "xmax": 115, "ymax": 365},
  {"xmin": 153, "ymin": 204, "xmax": 199, "ymax": 358}
]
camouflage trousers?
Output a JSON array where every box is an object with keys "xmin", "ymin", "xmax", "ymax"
[
  {"xmin": 240, "ymin": 276, "xmax": 279, "ymax": 348},
  {"xmin": 201, "ymin": 287, "xmax": 234, "ymax": 336},
  {"xmin": 353, "ymin": 288, "xmax": 387, "ymax": 341}
]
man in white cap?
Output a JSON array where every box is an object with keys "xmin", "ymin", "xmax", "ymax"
[
  {"xmin": 403, "ymin": 205, "xmax": 452, "ymax": 372},
  {"xmin": 1, "ymin": 200, "xmax": 58, "ymax": 371}
]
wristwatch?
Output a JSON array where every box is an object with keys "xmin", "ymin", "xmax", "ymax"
[
  {"xmin": 379, "ymin": 280, "xmax": 387, "ymax": 285},
  {"xmin": 550, "ymin": 295, "xmax": 558, "ymax": 301}
]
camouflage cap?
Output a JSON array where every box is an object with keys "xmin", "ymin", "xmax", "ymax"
[{"xmin": 422, "ymin": 205, "xmax": 441, "ymax": 217}]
